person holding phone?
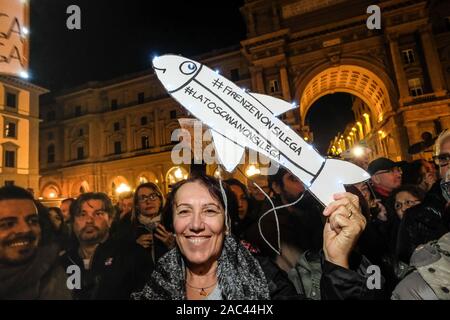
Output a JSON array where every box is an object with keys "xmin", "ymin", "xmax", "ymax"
[{"xmin": 132, "ymin": 183, "xmax": 175, "ymax": 264}]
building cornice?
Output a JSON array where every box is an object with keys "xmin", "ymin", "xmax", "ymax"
[{"xmin": 0, "ymin": 75, "xmax": 49, "ymax": 94}]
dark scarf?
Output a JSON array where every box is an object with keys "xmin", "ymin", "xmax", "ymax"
[
  {"xmin": 131, "ymin": 235, "xmax": 270, "ymax": 300},
  {"xmin": 0, "ymin": 243, "xmax": 61, "ymax": 299}
]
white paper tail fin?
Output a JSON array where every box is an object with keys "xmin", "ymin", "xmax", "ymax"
[{"xmin": 308, "ymin": 159, "xmax": 370, "ymax": 206}]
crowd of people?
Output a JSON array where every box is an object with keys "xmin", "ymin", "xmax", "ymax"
[{"xmin": 1, "ymin": 130, "xmax": 450, "ymax": 300}]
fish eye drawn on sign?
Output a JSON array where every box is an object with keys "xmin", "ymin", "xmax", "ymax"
[{"xmin": 153, "ymin": 54, "xmax": 370, "ymax": 206}]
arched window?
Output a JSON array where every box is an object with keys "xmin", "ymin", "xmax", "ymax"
[{"xmin": 141, "ymin": 135, "xmax": 150, "ymax": 149}]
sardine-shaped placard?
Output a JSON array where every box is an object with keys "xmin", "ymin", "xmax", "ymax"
[{"xmin": 153, "ymin": 54, "xmax": 370, "ymax": 205}]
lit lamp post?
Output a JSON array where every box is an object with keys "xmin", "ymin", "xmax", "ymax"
[
  {"xmin": 349, "ymin": 132, "xmax": 355, "ymax": 146},
  {"xmin": 356, "ymin": 121, "xmax": 364, "ymax": 139},
  {"xmin": 351, "ymin": 127, "xmax": 357, "ymax": 141},
  {"xmin": 347, "ymin": 136, "xmax": 352, "ymax": 149},
  {"xmin": 363, "ymin": 113, "xmax": 371, "ymax": 133}
]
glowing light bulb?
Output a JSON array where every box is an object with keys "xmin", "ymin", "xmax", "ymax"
[
  {"xmin": 49, "ymin": 192, "xmax": 56, "ymax": 198},
  {"xmin": 20, "ymin": 71, "xmax": 29, "ymax": 79},
  {"xmin": 352, "ymin": 146, "xmax": 364, "ymax": 157},
  {"xmin": 116, "ymin": 183, "xmax": 131, "ymax": 194},
  {"xmin": 246, "ymin": 165, "xmax": 260, "ymax": 177},
  {"xmin": 174, "ymin": 168, "xmax": 183, "ymax": 179}
]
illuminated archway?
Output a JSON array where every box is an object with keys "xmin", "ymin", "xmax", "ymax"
[
  {"xmin": 166, "ymin": 166, "xmax": 188, "ymax": 190},
  {"xmin": 109, "ymin": 176, "xmax": 130, "ymax": 196},
  {"xmin": 136, "ymin": 171, "xmax": 158, "ymax": 186},
  {"xmin": 70, "ymin": 180, "xmax": 90, "ymax": 197},
  {"xmin": 297, "ymin": 65, "xmax": 393, "ymax": 124},
  {"xmin": 41, "ymin": 183, "xmax": 61, "ymax": 199}
]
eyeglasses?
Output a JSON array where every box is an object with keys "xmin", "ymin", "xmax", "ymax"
[
  {"xmin": 374, "ymin": 167, "xmax": 402, "ymax": 175},
  {"xmin": 394, "ymin": 200, "xmax": 420, "ymax": 210},
  {"xmin": 433, "ymin": 153, "xmax": 450, "ymax": 167},
  {"xmin": 138, "ymin": 193, "xmax": 160, "ymax": 202}
]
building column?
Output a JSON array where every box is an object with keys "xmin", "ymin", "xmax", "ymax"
[
  {"xmin": 125, "ymin": 114, "xmax": 132, "ymax": 152},
  {"xmin": 154, "ymin": 108, "xmax": 161, "ymax": 148},
  {"xmin": 279, "ymin": 64, "xmax": 291, "ymax": 101},
  {"xmin": 88, "ymin": 121, "xmax": 97, "ymax": 160},
  {"xmin": 250, "ymin": 66, "xmax": 265, "ymax": 93},
  {"xmin": 406, "ymin": 123, "xmax": 421, "ymax": 145},
  {"xmin": 64, "ymin": 128, "xmax": 71, "ymax": 161},
  {"xmin": 279, "ymin": 63, "xmax": 298, "ymax": 124},
  {"xmin": 247, "ymin": 11, "xmax": 256, "ymax": 37},
  {"xmin": 419, "ymin": 24, "xmax": 447, "ymax": 97},
  {"xmin": 387, "ymin": 33, "xmax": 411, "ymax": 105},
  {"xmin": 440, "ymin": 116, "xmax": 450, "ymax": 132},
  {"xmin": 391, "ymin": 115, "xmax": 411, "ymax": 161}
]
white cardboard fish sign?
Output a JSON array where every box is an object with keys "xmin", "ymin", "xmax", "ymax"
[{"xmin": 152, "ymin": 54, "xmax": 370, "ymax": 205}]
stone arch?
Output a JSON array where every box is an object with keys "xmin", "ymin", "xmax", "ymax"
[
  {"xmin": 69, "ymin": 124, "xmax": 88, "ymax": 139},
  {"xmin": 136, "ymin": 170, "xmax": 158, "ymax": 186},
  {"xmin": 165, "ymin": 166, "xmax": 188, "ymax": 190},
  {"xmin": 70, "ymin": 137, "xmax": 88, "ymax": 160},
  {"xmin": 135, "ymin": 127, "xmax": 154, "ymax": 149},
  {"xmin": 108, "ymin": 175, "xmax": 130, "ymax": 196},
  {"xmin": 40, "ymin": 182, "xmax": 61, "ymax": 199},
  {"xmin": 294, "ymin": 60, "xmax": 398, "ymax": 126},
  {"xmin": 70, "ymin": 180, "xmax": 90, "ymax": 197}
]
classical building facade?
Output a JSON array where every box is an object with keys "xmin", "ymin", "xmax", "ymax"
[
  {"xmin": 40, "ymin": 0, "xmax": 450, "ymax": 199},
  {"xmin": 241, "ymin": 0, "xmax": 450, "ymax": 161},
  {"xmin": 39, "ymin": 49, "xmax": 252, "ymax": 200},
  {"xmin": 0, "ymin": 76, "xmax": 47, "ymax": 192}
]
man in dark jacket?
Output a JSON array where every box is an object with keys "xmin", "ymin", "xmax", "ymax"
[
  {"xmin": 60, "ymin": 192, "xmax": 153, "ymax": 300},
  {"xmin": 0, "ymin": 185, "xmax": 71, "ymax": 299}
]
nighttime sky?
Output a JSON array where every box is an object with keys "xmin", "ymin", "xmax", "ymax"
[
  {"xmin": 305, "ymin": 93, "xmax": 355, "ymax": 154},
  {"xmin": 30, "ymin": 0, "xmax": 246, "ymax": 91},
  {"xmin": 29, "ymin": 0, "xmax": 353, "ymax": 152}
]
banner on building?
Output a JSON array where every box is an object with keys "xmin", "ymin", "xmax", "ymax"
[{"xmin": 0, "ymin": 0, "xmax": 29, "ymax": 77}]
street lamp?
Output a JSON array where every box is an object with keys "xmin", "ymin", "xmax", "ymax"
[
  {"xmin": 116, "ymin": 183, "xmax": 131, "ymax": 194},
  {"xmin": 363, "ymin": 113, "xmax": 371, "ymax": 132}
]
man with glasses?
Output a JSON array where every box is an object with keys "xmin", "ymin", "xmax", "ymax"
[
  {"xmin": 434, "ymin": 130, "xmax": 450, "ymax": 198},
  {"xmin": 368, "ymin": 157, "xmax": 404, "ymax": 206},
  {"xmin": 60, "ymin": 192, "xmax": 153, "ymax": 299},
  {"xmin": 0, "ymin": 186, "xmax": 71, "ymax": 299},
  {"xmin": 434, "ymin": 130, "xmax": 450, "ymax": 229},
  {"xmin": 392, "ymin": 131, "xmax": 450, "ymax": 300}
]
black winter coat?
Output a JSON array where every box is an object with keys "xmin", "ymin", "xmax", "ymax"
[{"xmin": 60, "ymin": 237, "xmax": 153, "ymax": 300}]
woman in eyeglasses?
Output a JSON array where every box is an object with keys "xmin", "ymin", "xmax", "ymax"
[
  {"xmin": 392, "ymin": 185, "xmax": 425, "ymax": 220},
  {"xmin": 132, "ymin": 182, "xmax": 176, "ymax": 264},
  {"xmin": 113, "ymin": 182, "xmax": 175, "ymax": 265}
]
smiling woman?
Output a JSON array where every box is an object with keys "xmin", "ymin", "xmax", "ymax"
[
  {"xmin": 131, "ymin": 174, "xmax": 288, "ymax": 300},
  {"xmin": 131, "ymin": 174, "xmax": 378, "ymax": 300}
]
